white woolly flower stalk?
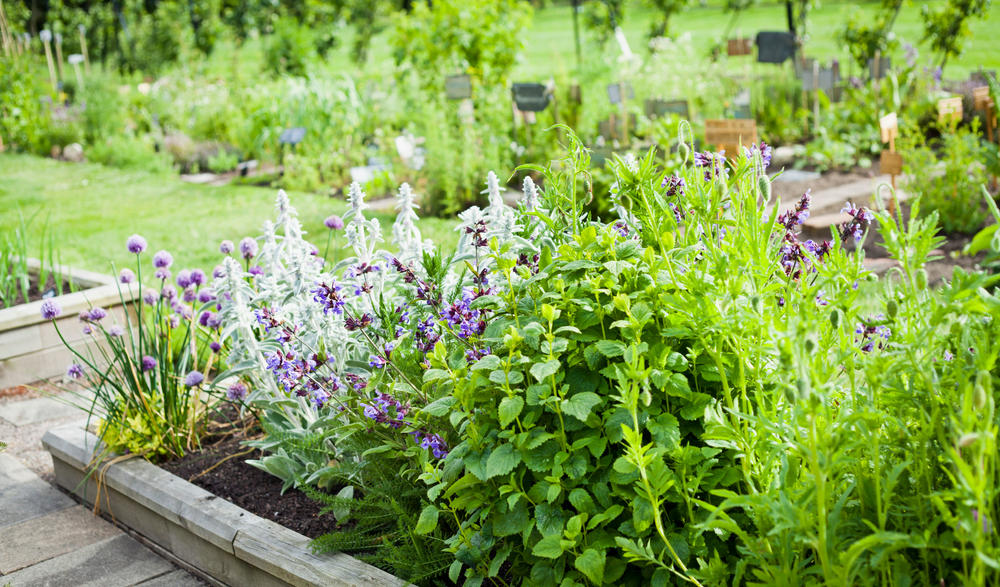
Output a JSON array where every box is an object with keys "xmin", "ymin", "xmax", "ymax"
[
  {"xmin": 392, "ymin": 183, "xmax": 426, "ymax": 261},
  {"xmin": 483, "ymin": 171, "xmax": 519, "ymax": 243},
  {"xmin": 522, "ymin": 176, "xmax": 540, "ymax": 212}
]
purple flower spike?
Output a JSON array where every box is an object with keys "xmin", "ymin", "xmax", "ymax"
[
  {"xmin": 119, "ymin": 268, "xmax": 136, "ymax": 284},
  {"xmin": 66, "ymin": 363, "xmax": 84, "ymax": 379},
  {"xmin": 239, "ymin": 237, "xmax": 258, "ymax": 260},
  {"xmin": 40, "ymin": 300, "xmax": 62, "ymax": 320},
  {"xmin": 141, "ymin": 355, "xmax": 157, "ymax": 371},
  {"xmin": 153, "ymin": 250, "xmax": 173, "ymax": 269},
  {"xmin": 220, "ymin": 240, "xmax": 234, "ymax": 255},
  {"xmin": 226, "ymin": 381, "xmax": 247, "ymax": 401},
  {"xmin": 184, "ymin": 370, "xmax": 204, "ymax": 387},
  {"xmin": 324, "ymin": 215, "xmax": 344, "ymax": 230},
  {"xmin": 126, "ymin": 234, "xmax": 147, "ymax": 254}
]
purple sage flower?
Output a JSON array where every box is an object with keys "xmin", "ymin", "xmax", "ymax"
[
  {"xmin": 184, "ymin": 370, "xmax": 204, "ymax": 387},
  {"xmin": 126, "ymin": 234, "xmax": 148, "ymax": 254},
  {"xmin": 66, "ymin": 363, "xmax": 84, "ymax": 379},
  {"xmin": 220, "ymin": 240, "xmax": 234, "ymax": 255},
  {"xmin": 324, "ymin": 215, "xmax": 344, "ymax": 230},
  {"xmin": 239, "ymin": 237, "xmax": 258, "ymax": 260},
  {"xmin": 119, "ymin": 268, "xmax": 136, "ymax": 284},
  {"xmin": 153, "ymin": 250, "xmax": 173, "ymax": 269},
  {"xmin": 40, "ymin": 300, "xmax": 62, "ymax": 320},
  {"xmin": 141, "ymin": 355, "xmax": 157, "ymax": 371}
]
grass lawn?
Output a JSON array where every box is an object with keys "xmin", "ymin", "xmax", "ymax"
[{"xmin": 0, "ymin": 154, "xmax": 460, "ymax": 276}]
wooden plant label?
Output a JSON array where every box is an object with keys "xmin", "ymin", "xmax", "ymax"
[
  {"xmin": 445, "ymin": 74, "xmax": 472, "ymax": 100},
  {"xmin": 705, "ymin": 119, "xmax": 758, "ymax": 156},
  {"xmin": 645, "ymin": 98, "xmax": 689, "ymax": 119},
  {"xmin": 879, "ymin": 113, "xmax": 898, "ymax": 143},
  {"xmin": 879, "ymin": 151, "xmax": 903, "ymax": 176},
  {"xmin": 727, "ymin": 38, "xmax": 752, "ymax": 56},
  {"xmin": 937, "ymin": 97, "xmax": 963, "ymax": 124},
  {"xmin": 974, "ymin": 86, "xmax": 992, "ymax": 111}
]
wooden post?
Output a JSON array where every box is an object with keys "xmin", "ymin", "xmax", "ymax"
[
  {"xmin": 974, "ymin": 86, "xmax": 996, "ymax": 143},
  {"xmin": 619, "ymin": 82, "xmax": 629, "ymax": 147},
  {"xmin": 40, "ymin": 30, "xmax": 58, "ymax": 93},
  {"xmin": 812, "ymin": 60, "xmax": 820, "ymax": 135},
  {"xmin": 54, "ymin": 32, "xmax": 65, "ymax": 83},
  {"xmin": 879, "ymin": 113, "xmax": 901, "ymax": 215},
  {"xmin": 78, "ymin": 25, "xmax": 90, "ymax": 74}
]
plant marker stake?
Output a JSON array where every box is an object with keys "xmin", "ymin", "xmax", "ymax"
[
  {"xmin": 879, "ymin": 112, "xmax": 901, "ymax": 215},
  {"xmin": 78, "ymin": 25, "xmax": 90, "ymax": 74},
  {"xmin": 40, "ymin": 30, "xmax": 57, "ymax": 94},
  {"xmin": 69, "ymin": 54, "xmax": 85, "ymax": 91},
  {"xmin": 812, "ymin": 59, "xmax": 820, "ymax": 135},
  {"xmin": 54, "ymin": 32, "xmax": 65, "ymax": 82},
  {"xmin": 974, "ymin": 86, "xmax": 997, "ymax": 187}
]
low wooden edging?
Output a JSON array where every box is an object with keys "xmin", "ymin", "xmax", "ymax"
[
  {"xmin": 0, "ymin": 259, "xmax": 139, "ymax": 388},
  {"xmin": 42, "ymin": 424, "xmax": 407, "ymax": 587}
]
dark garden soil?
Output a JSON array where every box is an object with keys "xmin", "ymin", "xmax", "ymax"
[
  {"xmin": 4, "ymin": 270, "xmax": 76, "ymax": 306},
  {"xmin": 160, "ymin": 408, "xmax": 342, "ymax": 540}
]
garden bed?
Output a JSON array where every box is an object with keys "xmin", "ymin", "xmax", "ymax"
[
  {"xmin": 0, "ymin": 260, "xmax": 138, "ymax": 389},
  {"xmin": 41, "ymin": 423, "xmax": 406, "ymax": 587}
]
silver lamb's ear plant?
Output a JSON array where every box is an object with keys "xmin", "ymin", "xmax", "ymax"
[
  {"xmin": 392, "ymin": 183, "xmax": 428, "ymax": 262},
  {"xmin": 483, "ymin": 171, "xmax": 520, "ymax": 244}
]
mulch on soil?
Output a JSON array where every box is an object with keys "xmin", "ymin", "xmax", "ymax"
[
  {"xmin": 160, "ymin": 409, "xmax": 341, "ymax": 539},
  {"xmin": 4, "ymin": 271, "xmax": 76, "ymax": 307}
]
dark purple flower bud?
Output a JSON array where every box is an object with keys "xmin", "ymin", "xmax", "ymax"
[
  {"xmin": 119, "ymin": 268, "xmax": 136, "ymax": 284},
  {"xmin": 40, "ymin": 300, "xmax": 62, "ymax": 320},
  {"xmin": 184, "ymin": 370, "xmax": 204, "ymax": 387},
  {"xmin": 66, "ymin": 363, "xmax": 84, "ymax": 379},
  {"xmin": 324, "ymin": 215, "xmax": 344, "ymax": 230},
  {"xmin": 227, "ymin": 381, "xmax": 247, "ymax": 401},
  {"xmin": 199, "ymin": 311, "xmax": 212, "ymax": 327},
  {"xmin": 126, "ymin": 234, "xmax": 147, "ymax": 254},
  {"xmin": 153, "ymin": 250, "xmax": 173, "ymax": 269},
  {"xmin": 239, "ymin": 237, "xmax": 258, "ymax": 260},
  {"xmin": 210, "ymin": 341, "xmax": 221, "ymax": 353},
  {"xmin": 141, "ymin": 355, "xmax": 157, "ymax": 371},
  {"xmin": 220, "ymin": 240, "xmax": 234, "ymax": 255}
]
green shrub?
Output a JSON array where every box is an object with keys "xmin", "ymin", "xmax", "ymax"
[{"xmin": 264, "ymin": 17, "xmax": 315, "ymax": 77}]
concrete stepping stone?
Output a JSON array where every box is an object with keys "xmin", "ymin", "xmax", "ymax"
[
  {"xmin": 2, "ymin": 533, "xmax": 177, "ymax": 586},
  {"xmin": 0, "ymin": 455, "xmax": 75, "ymax": 528},
  {"xmin": 0, "ymin": 505, "xmax": 121, "ymax": 573}
]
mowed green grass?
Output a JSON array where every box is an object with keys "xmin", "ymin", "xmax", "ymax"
[{"xmin": 0, "ymin": 154, "xmax": 459, "ymax": 275}]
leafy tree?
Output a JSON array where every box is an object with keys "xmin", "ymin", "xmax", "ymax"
[
  {"xmin": 643, "ymin": 0, "xmax": 691, "ymax": 40},
  {"xmin": 921, "ymin": 0, "xmax": 992, "ymax": 72},
  {"xmin": 839, "ymin": 0, "xmax": 905, "ymax": 71}
]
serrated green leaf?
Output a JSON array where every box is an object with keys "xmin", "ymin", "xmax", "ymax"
[
  {"xmin": 535, "ymin": 502, "xmax": 566, "ymax": 537},
  {"xmin": 595, "ymin": 340, "xmax": 626, "ymax": 357},
  {"xmin": 423, "ymin": 368, "xmax": 450, "ymax": 383},
  {"xmin": 485, "ymin": 444, "xmax": 521, "ymax": 479},
  {"xmin": 499, "ymin": 396, "xmax": 524, "ymax": 428},
  {"xmin": 494, "ymin": 500, "xmax": 531, "ymax": 537},
  {"xmin": 472, "ymin": 355, "xmax": 501, "ymax": 371},
  {"xmin": 532, "ymin": 534, "xmax": 565, "ymax": 559},
  {"xmin": 530, "ymin": 359, "xmax": 562, "ymax": 382},
  {"xmin": 562, "ymin": 392, "xmax": 602, "ymax": 422},
  {"xmin": 574, "ymin": 549, "xmax": 607, "ymax": 584},
  {"xmin": 422, "ymin": 396, "xmax": 456, "ymax": 417},
  {"xmin": 414, "ymin": 504, "xmax": 439, "ymax": 534}
]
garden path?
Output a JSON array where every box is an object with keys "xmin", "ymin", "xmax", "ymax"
[{"xmin": 0, "ymin": 392, "xmax": 207, "ymax": 586}]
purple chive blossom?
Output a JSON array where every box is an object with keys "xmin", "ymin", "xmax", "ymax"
[
  {"xmin": 119, "ymin": 268, "xmax": 136, "ymax": 284},
  {"xmin": 142, "ymin": 289, "xmax": 158, "ymax": 305},
  {"xmin": 226, "ymin": 381, "xmax": 248, "ymax": 401},
  {"xmin": 40, "ymin": 300, "xmax": 62, "ymax": 320},
  {"xmin": 183, "ymin": 287, "xmax": 196, "ymax": 303},
  {"xmin": 66, "ymin": 363, "xmax": 84, "ymax": 379},
  {"xmin": 108, "ymin": 324, "xmax": 125, "ymax": 337},
  {"xmin": 213, "ymin": 265, "xmax": 226, "ymax": 279},
  {"xmin": 184, "ymin": 371, "xmax": 204, "ymax": 387},
  {"xmin": 161, "ymin": 284, "xmax": 177, "ymax": 300},
  {"xmin": 176, "ymin": 269, "xmax": 192, "ymax": 289},
  {"xmin": 153, "ymin": 250, "xmax": 173, "ymax": 269},
  {"xmin": 210, "ymin": 341, "xmax": 222, "ymax": 353},
  {"xmin": 324, "ymin": 215, "xmax": 345, "ymax": 230},
  {"xmin": 207, "ymin": 314, "xmax": 222, "ymax": 329},
  {"xmin": 82, "ymin": 324, "xmax": 92, "ymax": 335},
  {"xmin": 239, "ymin": 237, "xmax": 258, "ymax": 260},
  {"xmin": 126, "ymin": 234, "xmax": 148, "ymax": 254},
  {"xmin": 219, "ymin": 240, "xmax": 234, "ymax": 255},
  {"xmin": 248, "ymin": 265, "xmax": 263, "ymax": 277},
  {"xmin": 168, "ymin": 315, "xmax": 181, "ymax": 328},
  {"xmin": 189, "ymin": 269, "xmax": 206, "ymax": 287},
  {"xmin": 141, "ymin": 355, "xmax": 157, "ymax": 371},
  {"xmin": 154, "ymin": 268, "xmax": 172, "ymax": 281},
  {"xmin": 197, "ymin": 289, "xmax": 215, "ymax": 303}
]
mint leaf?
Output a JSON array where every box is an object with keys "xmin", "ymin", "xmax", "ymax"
[
  {"xmin": 562, "ymin": 392, "xmax": 602, "ymax": 422},
  {"xmin": 531, "ymin": 534, "xmax": 564, "ymax": 559},
  {"xmin": 595, "ymin": 339, "xmax": 626, "ymax": 357},
  {"xmin": 498, "ymin": 396, "xmax": 524, "ymax": 428},
  {"xmin": 485, "ymin": 443, "xmax": 521, "ymax": 479},
  {"xmin": 574, "ymin": 549, "xmax": 607, "ymax": 584},
  {"xmin": 414, "ymin": 504, "xmax": 439, "ymax": 535},
  {"xmin": 530, "ymin": 359, "xmax": 561, "ymax": 382}
]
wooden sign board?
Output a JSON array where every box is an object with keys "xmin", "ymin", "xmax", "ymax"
[
  {"xmin": 705, "ymin": 119, "xmax": 758, "ymax": 156},
  {"xmin": 937, "ymin": 97, "xmax": 963, "ymax": 124},
  {"xmin": 879, "ymin": 113, "xmax": 898, "ymax": 143},
  {"xmin": 880, "ymin": 151, "xmax": 903, "ymax": 175},
  {"xmin": 974, "ymin": 86, "xmax": 993, "ymax": 111},
  {"xmin": 445, "ymin": 75, "xmax": 472, "ymax": 100},
  {"xmin": 727, "ymin": 38, "xmax": 752, "ymax": 56},
  {"xmin": 512, "ymin": 83, "xmax": 550, "ymax": 112},
  {"xmin": 645, "ymin": 98, "xmax": 689, "ymax": 119}
]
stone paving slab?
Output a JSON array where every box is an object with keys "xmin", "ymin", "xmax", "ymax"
[
  {"xmin": 2, "ymin": 533, "xmax": 175, "ymax": 586},
  {"xmin": 0, "ymin": 392, "xmax": 97, "ymax": 428},
  {"xmin": 134, "ymin": 569, "xmax": 207, "ymax": 586},
  {"xmin": 0, "ymin": 504, "xmax": 121, "ymax": 574},
  {"xmin": 0, "ymin": 455, "xmax": 74, "ymax": 528}
]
